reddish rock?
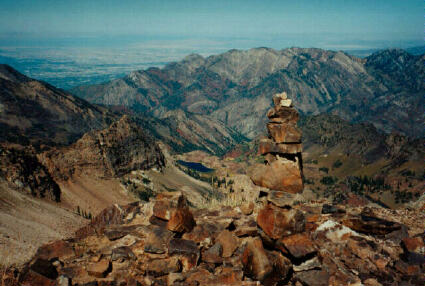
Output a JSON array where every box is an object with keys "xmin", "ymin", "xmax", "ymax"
[
  {"xmin": 264, "ymin": 250, "xmax": 292, "ymax": 285},
  {"xmin": 233, "ymin": 217, "xmax": 258, "ymax": 237},
  {"xmin": 258, "ymin": 138, "xmax": 302, "ymax": 155},
  {"xmin": 250, "ymin": 158, "xmax": 303, "ymax": 194},
  {"xmin": 153, "ymin": 192, "xmax": 188, "ymax": 220},
  {"xmin": 267, "ymin": 122, "xmax": 302, "ymax": 143},
  {"xmin": 29, "ymin": 258, "xmax": 58, "ymax": 280},
  {"xmin": 342, "ymin": 216, "xmax": 403, "ymax": 236},
  {"xmin": 242, "ymin": 237, "xmax": 272, "ymax": 281},
  {"xmin": 185, "ymin": 268, "xmax": 214, "ymax": 285},
  {"xmin": 257, "ymin": 203, "xmax": 305, "ymax": 239},
  {"xmin": 145, "ymin": 257, "xmax": 181, "ymax": 277},
  {"xmin": 167, "ymin": 207, "xmax": 196, "ymax": 233},
  {"xmin": 168, "ymin": 238, "xmax": 199, "ymax": 271},
  {"xmin": 267, "ymin": 190, "xmax": 299, "ymax": 207},
  {"xmin": 87, "ymin": 260, "xmax": 112, "ymax": 278},
  {"xmin": 277, "ymin": 233, "xmax": 316, "ymax": 258},
  {"xmin": 402, "ymin": 236, "xmax": 425, "ymax": 255},
  {"xmin": 267, "ymin": 106, "xmax": 299, "ymax": 123},
  {"xmin": 202, "ymin": 243, "xmax": 223, "ymax": 264},
  {"xmin": 182, "ymin": 223, "xmax": 219, "ymax": 244},
  {"xmin": 111, "ymin": 246, "xmax": 136, "ymax": 261},
  {"xmin": 208, "ymin": 267, "xmax": 244, "ymax": 285},
  {"xmin": 35, "ymin": 240, "xmax": 74, "ymax": 261},
  {"xmin": 294, "ymin": 269, "xmax": 330, "ymax": 286},
  {"xmin": 239, "ymin": 202, "xmax": 255, "ymax": 215},
  {"xmin": 20, "ymin": 270, "xmax": 56, "ymax": 286},
  {"xmin": 144, "ymin": 225, "xmax": 174, "ymax": 254},
  {"xmin": 215, "ymin": 230, "xmax": 239, "ymax": 258}
]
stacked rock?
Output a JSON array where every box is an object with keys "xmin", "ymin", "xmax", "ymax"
[{"xmin": 251, "ymin": 91, "xmax": 303, "ymax": 194}]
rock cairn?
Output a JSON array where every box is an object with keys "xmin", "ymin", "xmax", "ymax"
[
  {"xmin": 251, "ymin": 91, "xmax": 303, "ymax": 194},
  {"xmin": 8, "ymin": 192, "xmax": 424, "ymax": 286}
]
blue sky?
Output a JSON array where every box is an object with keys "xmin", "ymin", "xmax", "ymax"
[
  {"xmin": 0, "ymin": 0, "xmax": 423, "ymax": 44},
  {"xmin": 0, "ymin": 0, "xmax": 422, "ymax": 88}
]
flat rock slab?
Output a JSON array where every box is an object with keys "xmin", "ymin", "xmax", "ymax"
[
  {"xmin": 267, "ymin": 122, "xmax": 302, "ymax": 143},
  {"xmin": 250, "ymin": 158, "xmax": 303, "ymax": 194},
  {"xmin": 87, "ymin": 260, "xmax": 112, "ymax": 278},
  {"xmin": 258, "ymin": 138, "xmax": 302, "ymax": 155}
]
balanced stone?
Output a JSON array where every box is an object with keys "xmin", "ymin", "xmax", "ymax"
[{"xmin": 250, "ymin": 91, "xmax": 304, "ymax": 194}]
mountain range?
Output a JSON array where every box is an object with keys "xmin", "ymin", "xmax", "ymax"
[
  {"xmin": 0, "ymin": 47, "xmax": 424, "ymax": 272},
  {"xmin": 72, "ymin": 47, "xmax": 424, "ymax": 139}
]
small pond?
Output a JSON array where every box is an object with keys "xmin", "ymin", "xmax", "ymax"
[{"xmin": 176, "ymin": 160, "xmax": 214, "ymax": 173}]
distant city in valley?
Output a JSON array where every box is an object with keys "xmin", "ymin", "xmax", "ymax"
[{"xmin": 1, "ymin": 34, "xmax": 423, "ymax": 89}]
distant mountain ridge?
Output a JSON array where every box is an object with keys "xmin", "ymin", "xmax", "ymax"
[
  {"xmin": 72, "ymin": 47, "xmax": 425, "ymax": 139},
  {"xmin": 0, "ymin": 64, "xmax": 244, "ymax": 154},
  {"xmin": 0, "ymin": 64, "xmax": 117, "ymax": 147}
]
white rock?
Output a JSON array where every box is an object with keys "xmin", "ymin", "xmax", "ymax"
[
  {"xmin": 275, "ymin": 92, "xmax": 288, "ymax": 99},
  {"xmin": 280, "ymin": 99, "xmax": 292, "ymax": 107}
]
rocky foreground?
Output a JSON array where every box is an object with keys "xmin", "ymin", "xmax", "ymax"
[{"xmin": 4, "ymin": 191, "xmax": 424, "ymax": 286}]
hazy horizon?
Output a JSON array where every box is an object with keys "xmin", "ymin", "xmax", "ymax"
[{"xmin": 0, "ymin": 0, "xmax": 423, "ymax": 88}]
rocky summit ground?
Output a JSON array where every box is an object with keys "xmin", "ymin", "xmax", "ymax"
[{"xmin": 3, "ymin": 191, "xmax": 424, "ymax": 286}]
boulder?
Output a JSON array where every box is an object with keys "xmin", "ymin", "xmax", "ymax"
[
  {"xmin": 272, "ymin": 92, "xmax": 288, "ymax": 105},
  {"xmin": 20, "ymin": 270, "xmax": 56, "ymax": 286},
  {"xmin": 280, "ymin": 99, "xmax": 292, "ymax": 107},
  {"xmin": 402, "ymin": 236, "xmax": 425, "ymax": 255},
  {"xmin": 239, "ymin": 202, "xmax": 255, "ymax": 215},
  {"xmin": 35, "ymin": 240, "xmax": 74, "ymax": 261},
  {"xmin": 242, "ymin": 237, "xmax": 272, "ymax": 281},
  {"xmin": 264, "ymin": 250, "xmax": 292, "ymax": 285},
  {"xmin": 258, "ymin": 138, "xmax": 302, "ymax": 155},
  {"xmin": 250, "ymin": 158, "xmax": 303, "ymax": 194},
  {"xmin": 86, "ymin": 260, "xmax": 112, "ymax": 278},
  {"xmin": 144, "ymin": 225, "xmax": 174, "ymax": 254},
  {"xmin": 153, "ymin": 192, "xmax": 188, "ymax": 221},
  {"xmin": 29, "ymin": 258, "xmax": 58, "ymax": 280},
  {"xmin": 145, "ymin": 257, "xmax": 181, "ymax": 277},
  {"xmin": 276, "ymin": 233, "xmax": 316, "ymax": 258},
  {"xmin": 294, "ymin": 269, "xmax": 330, "ymax": 286},
  {"xmin": 257, "ymin": 203, "xmax": 305, "ymax": 239},
  {"xmin": 267, "ymin": 106, "xmax": 299, "ymax": 123},
  {"xmin": 215, "ymin": 230, "xmax": 239, "ymax": 258},
  {"xmin": 168, "ymin": 238, "xmax": 199, "ymax": 271},
  {"xmin": 202, "ymin": 243, "xmax": 223, "ymax": 264},
  {"xmin": 167, "ymin": 207, "xmax": 196, "ymax": 233},
  {"xmin": 267, "ymin": 122, "xmax": 302, "ymax": 143}
]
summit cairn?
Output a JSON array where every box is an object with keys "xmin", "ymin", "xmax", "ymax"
[{"xmin": 251, "ymin": 92, "xmax": 303, "ymax": 194}]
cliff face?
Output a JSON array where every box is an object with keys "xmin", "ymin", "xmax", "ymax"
[
  {"xmin": 0, "ymin": 144, "xmax": 60, "ymax": 201},
  {"xmin": 72, "ymin": 48, "xmax": 425, "ymax": 139},
  {"xmin": 40, "ymin": 115, "xmax": 165, "ymax": 180}
]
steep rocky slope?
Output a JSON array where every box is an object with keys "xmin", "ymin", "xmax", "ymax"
[
  {"xmin": 5, "ymin": 192, "xmax": 424, "ymax": 286},
  {"xmin": 0, "ymin": 144, "xmax": 60, "ymax": 201},
  {"xmin": 0, "ymin": 64, "xmax": 243, "ymax": 156},
  {"xmin": 0, "ymin": 64, "xmax": 117, "ymax": 147},
  {"xmin": 40, "ymin": 115, "xmax": 165, "ymax": 180},
  {"xmin": 133, "ymin": 110, "xmax": 246, "ymax": 155},
  {"xmin": 72, "ymin": 48, "xmax": 425, "ymax": 139}
]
